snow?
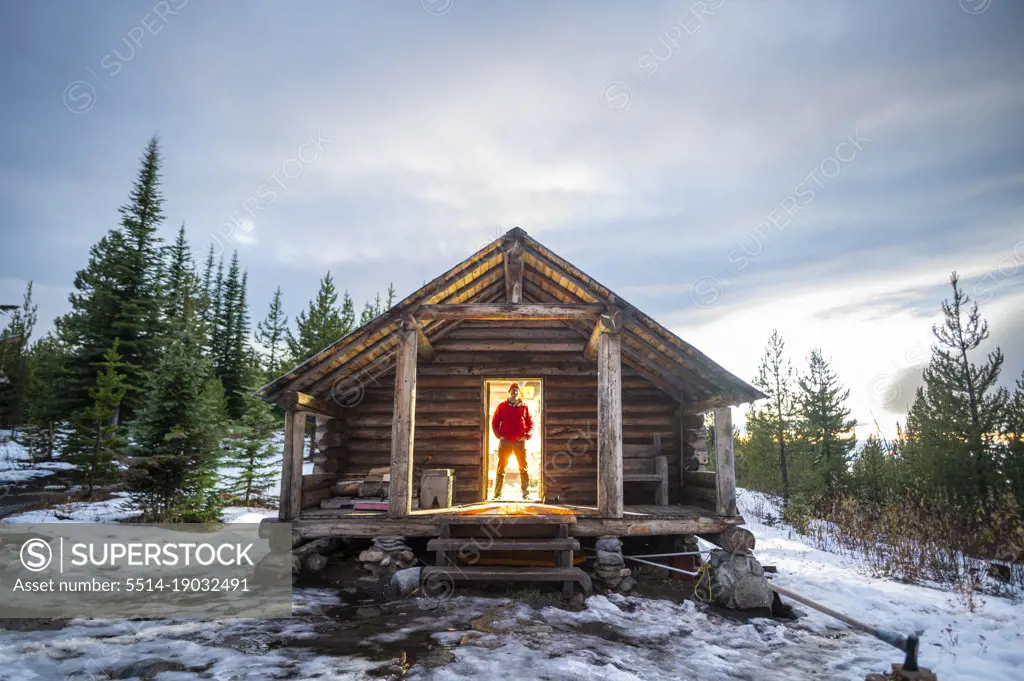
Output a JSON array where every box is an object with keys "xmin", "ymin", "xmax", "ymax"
[
  {"xmin": 0, "ymin": 492, "xmax": 140, "ymax": 523},
  {"xmin": 0, "ymin": 479, "xmax": 1020, "ymax": 679},
  {"xmin": 0, "ymin": 430, "xmax": 73, "ymax": 484}
]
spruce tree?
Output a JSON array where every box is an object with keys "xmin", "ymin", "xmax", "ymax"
[
  {"xmin": 164, "ymin": 224, "xmax": 197, "ymax": 325},
  {"xmin": 64, "ymin": 341, "xmax": 128, "ymax": 498},
  {"xmin": 21, "ymin": 334, "xmax": 67, "ymax": 461},
  {"xmin": 0, "ymin": 281, "xmax": 37, "ymax": 429},
  {"xmin": 795, "ymin": 349, "xmax": 857, "ymax": 500},
  {"xmin": 904, "ymin": 273, "xmax": 1008, "ymax": 506},
  {"xmin": 254, "ymin": 286, "xmax": 289, "ymax": 380},
  {"xmin": 225, "ymin": 377, "xmax": 281, "ymax": 506},
  {"xmin": 288, "ymin": 271, "xmax": 345, "ymax": 363},
  {"xmin": 199, "ymin": 245, "xmax": 218, "ymax": 355},
  {"xmin": 214, "ymin": 253, "xmax": 250, "ymax": 418},
  {"xmin": 128, "ymin": 305, "xmax": 228, "ymax": 521},
  {"xmin": 850, "ymin": 435, "xmax": 894, "ymax": 505},
  {"xmin": 61, "ymin": 137, "xmax": 166, "ymax": 419},
  {"xmin": 385, "ymin": 282, "xmax": 396, "ymax": 310},
  {"xmin": 1003, "ymin": 372, "xmax": 1024, "ymax": 506}
]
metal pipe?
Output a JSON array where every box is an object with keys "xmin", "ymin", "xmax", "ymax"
[
  {"xmin": 623, "ymin": 551, "xmax": 708, "ymax": 559},
  {"xmin": 768, "ymin": 582, "xmax": 906, "ymax": 650},
  {"xmin": 623, "ymin": 555, "xmax": 700, "ymax": 577}
]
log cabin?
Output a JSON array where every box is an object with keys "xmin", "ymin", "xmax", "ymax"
[{"xmin": 258, "ymin": 227, "xmax": 765, "ymax": 589}]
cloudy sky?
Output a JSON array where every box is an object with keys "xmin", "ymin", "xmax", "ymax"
[{"xmin": 1, "ymin": 0, "xmax": 1022, "ymax": 438}]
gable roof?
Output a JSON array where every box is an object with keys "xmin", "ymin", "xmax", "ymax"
[{"xmin": 258, "ymin": 227, "xmax": 766, "ymax": 409}]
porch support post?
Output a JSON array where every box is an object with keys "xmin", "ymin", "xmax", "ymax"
[
  {"xmin": 597, "ymin": 322, "xmax": 624, "ymax": 518},
  {"xmin": 388, "ymin": 319, "xmax": 418, "ymax": 518},
  {"xmin": 713, "ymin": 406, "xmax": 737, "ymax": 516},
  {"xmin": 280, "ymin": 409, "xmax": 306, "ymax": 521}
]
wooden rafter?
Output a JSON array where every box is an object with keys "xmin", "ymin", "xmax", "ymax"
[{"xmin": 503, "ymin": 239, "xmax": 524, "ymax": 303}]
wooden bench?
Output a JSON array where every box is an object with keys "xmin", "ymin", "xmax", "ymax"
[{"xmin": 622, "ymin": 434, "xmax": 668, "ymax": 505}]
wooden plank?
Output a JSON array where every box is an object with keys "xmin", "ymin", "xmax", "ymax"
[
  {"xmin": 427, "ymin": 538, "xmax": 580, "ymax": 552},
  {"xmin": 504, "ymin": 239, "xmax": 524, "ymax": 303},
  {"xmin": 422, "ymin": 565, "xmax": 590, "ymax": 584},
  {"xmin": 388, "ymin": 321, "xmax": 417, "ymax": 518},
  {"xmin": 280, "ymin": 410, "xmax": 306, "ymax": 521},
  {"xmin": 597, "ymin": 328, "xmax": 624, "ymax": 518},
  {"xmin": 279, "ymin": 391, "xmax": 346, "ymax": 419},
  {"xmin": 713, "ymin": 407, "xmax": 737, "ymax": 516},
  {"xmin": 416, "ymin": 303, "xmax": 603, "ymax": 321}
]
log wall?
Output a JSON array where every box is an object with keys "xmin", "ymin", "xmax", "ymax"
[{"xmin": 310, "ymin": 320, "xmax": 716, "ymax": 508}]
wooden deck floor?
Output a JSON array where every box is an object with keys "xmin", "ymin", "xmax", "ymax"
[{"xmin": 290, "ymin": 501, "xmax": 744, "ymax": 539}]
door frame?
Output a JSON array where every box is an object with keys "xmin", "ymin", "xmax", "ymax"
[{"xmin": 480, "ymin": 377, "xmax": 544, "ymax": 502}]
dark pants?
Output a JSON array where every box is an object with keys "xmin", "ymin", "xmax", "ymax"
[{"xmin": 494, "ymin": 438, "xmax": 529, "ymax": 497}]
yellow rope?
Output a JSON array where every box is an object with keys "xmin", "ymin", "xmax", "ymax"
[{"xmin": 693, "ymin": 563, "xmax": 714, "ymax": 603}]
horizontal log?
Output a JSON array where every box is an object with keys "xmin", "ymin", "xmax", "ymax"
[
  {"xmin": 278, "ymin": 391, "xmax": 347, "ymax": 419},
  {"xmin": 435, "ymin": 340, "xmax": 586, "ymax": 353},
  {"xmin": 347, "ymin": 427, "xmax": 480, "ymax": 440},
  {"xmin": 355, "ymin": 415, "xmax": 479, "ymax": 428},
  {"xmin": 683, "ymin": 471, "xmax": 717, "ymax": 488},
  {"xmin": 683, "ymin": 485, "xmax": 717, "ymax": 505},
  {"xmin": 302, "ymin": 473, "xmax": 336, "ymax": 492},
  {"xmin": 301, "ymin": 487, "xmax": 334, "ymax": 509},
  {"xmin": 428, "ymin": 351, "xmax": 592, "ymax": 365},
  {"xmin": 444, "ymin": 327, "xmax": 585, "ymax": 341},
  {"xmin": 419, "ymin": 365, "xmax": 598, "ymax": 376},
  {"xmin": 345, "ymin": 439, "xmax": 482, "ymax": 453},
  {"xmin": 416, "ymin": 303, "xmax": 604, "ymax": 321},
  {"xmin": 699, "ymin": 526, "xmax": 756, "ymax": 554}
]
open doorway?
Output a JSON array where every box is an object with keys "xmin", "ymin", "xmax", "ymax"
[{"xmin": 484, "ymin": 378, "xmax": 543, "ymax": 501}]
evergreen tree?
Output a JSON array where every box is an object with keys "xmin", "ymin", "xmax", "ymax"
[
  {"xmin": 208, "ymin": 256, "xmax": 226, "ymax": 364},
  {"xmin": 60, "ymin": 137, "xmax": 166, "ymax": 419},
  {"xmin": 904, "ymin": 273, "xmax": 1008, "ymax": 506},
  {"xmin": 746, "ymin": 329, "xmax": 797, "ymax": 499},
  {"xmin": 128, "ymin": 306, "xmax": 228, "ymax": 521},
  {"xmin": 1004, "ymin": 372, "xmax": 1024, "ymax": 506},
  {"xmin": 254, "ymin": 286, "xmax": 288, "ymax": 380},
  {"xmin": 21, "ymin": 333, "xmax": 67, "ymax": 461},
  {"xmin": 849, "ymin": 435, "xmax": 894, "ymax": 505},
  {"xmin": 226, "ymin": 378, "xmax": 281, "ymax": 506},
  {"xmin": 214, "ymin": 253, "xmax": 250, "ymax": 418},
  {"xmin": 288, "ymin": 272, "xmax": 345, "ymax": 363},
  {"xmin": 64, "ymin": 341, "xmax": 127, "ymax": 498},
  {"xmin": 164, "ymin": 224, "xmax": 197, "ymax": 326},
  {"xmin": 0, "ymin": 282, "xmax": 37, "ymax": 429},
  {"xmin": 199, "ymin": 245, "xmax": 218, "ymax": 355},
  {"xmin": 795, "ymin": 349, "xmax": 857, "ymax": 499},
  {"xmin": 340, "ymin": 291, "xmax": 356, "ymax": 335},
  {"xmin": 359, "ymin": 294, "xmax": 381, "ymax": 326},
  {"xmin": 385, "ymin": 282, "xmax": 396, "ymax": 310}
]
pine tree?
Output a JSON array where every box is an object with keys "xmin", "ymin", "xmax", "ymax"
[
  {"xmin": 385, "ymin": 282, "xmax": 396, "ymax": 310},
  {"xmin": 226, "ymin": 377, "xmax": 281, "ymax": 506},
  {"xmin": 1003, "ymin": 372, "xmax": 1024, "ymax": 506},
  {"xmin": 209, "ymin": 256, "xmax": 226, "ymax": 364},
  {"xmin": 199, "ymin": 245, "xmax": 218, "ymax": 355},
  {"xmin": 904, "ymin": 273, "xmax": 1008, "ymax": 507},
  {"xmin": 288, "ymin": 272, "xmax": 345, "ymax": 363},
  {"xmin": 747, "ymin": 329, "xmax": 797, "ymax": 499},
  {"xmin": 254, "ymin": 286, "xmax": 288, "ymax": 380},
  {"xmin": 795, "ymin": 349, "xmax": 857, "ymax": 500},
  {"xmin": 21, "ymin": 333, "xmax": 68, "ymax": 461},
  {"xmin": 60, "ymin": 137, "xmax": 166, "ymax": 420},
  {"xmin": 850, "ymin": 435, "xmax": 894, "ymax": 505},
  {"xmin": 0, "ymin": 282, "xmax": 37, "ymax": 429},
  {"xmin": 128, "ymin": 306, "xmax": 228, "ymax": 521},
  {"xmin": 64, "ymin": 341, "xmax": 128, "ymax": 498},
  {"xmin": 340, "ymin": 291, "xmax": 356, "ymax": 336}
]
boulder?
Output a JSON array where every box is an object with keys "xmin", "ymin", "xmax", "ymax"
[
  {"xmin": 595, "ymin": 536, "xmax": 622, "ymax": 552},
  {"xmin": 390, "ymin": 567, "xmax": 422, "ymax": 597},
  {"xmin": 596, "ymin": 550, "xmax": 625, "ymax": 566},
  {"xmin": 618, "ymin": 577, "xmax": 637, "ymax": 592},
  {"xmin": 359, "ymin": 548, "xmax": 385, "ymax": 563}
]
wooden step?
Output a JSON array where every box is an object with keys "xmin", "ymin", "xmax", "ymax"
[
  {"xmin": 427, "ymin": 538, "xmax": 580, "ymax": 552},
  {"xmin": 422, "ymin": 566, "xmax": 592, "ymax": 593}
]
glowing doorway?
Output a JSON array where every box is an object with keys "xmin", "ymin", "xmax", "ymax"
[{"xmin": 484, "ymin": 378, "xmax": 543, "ymax": 501}]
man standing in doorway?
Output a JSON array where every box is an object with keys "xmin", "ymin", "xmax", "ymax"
[{"xmin": 491, "ymin": 382, "xmax": 534, "ymax": 500}]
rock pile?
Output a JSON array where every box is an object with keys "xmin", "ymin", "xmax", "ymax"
[
  {"xmin": 359, "ymin": 536, "xmax": 416, "ymax": 575},
  {"xmin": 590, "ymin": 536, "xmax": 635, "ymax": 592}
]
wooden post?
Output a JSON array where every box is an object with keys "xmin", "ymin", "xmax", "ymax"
[
  {"xmin": 280, "ymin": 409, "xmax": 306, "ymax": 521},
  {"xmin": 713, "ymin": 406, "xmax": 737, "ymax": 516},
  {"xmin": 597, "ymin": 325, "xmax": 624, "ymax": 518},
  {"xmin": 504, "ymin": 240, "xmax": 524, "ymax": 303},
  {"xmin": 388, "ymin": 320, "xmax": 418, "ymax": 518}
]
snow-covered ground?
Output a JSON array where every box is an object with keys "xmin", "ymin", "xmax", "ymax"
[
  {"xmin": 0, "ymin": 430, "xmax": 73, "ymax": 484},
  {"xmin": 1, "ymin": 484, "xmax": 1021, "ymax": 679}
]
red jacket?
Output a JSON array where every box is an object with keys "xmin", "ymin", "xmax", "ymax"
[{"xmin": 491, "ymin": 399, "xmax": 534, "ymax": 442}]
